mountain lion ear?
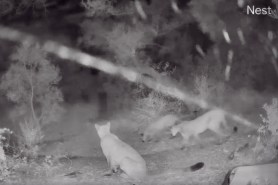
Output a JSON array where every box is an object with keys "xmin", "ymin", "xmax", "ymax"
[{"xmin": 95, "ymin": 124, "xmax": 100, "ymax": 130}]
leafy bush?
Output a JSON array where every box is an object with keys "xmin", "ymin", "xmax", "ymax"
[
  {"xmin": 0, "ymin": 128, "xmax": 13, "ymax": 160},
  {"xmin": 0, "ymin": 44, "xmax": 64, "ymax": 158},
  {"xmin": 254, "ymin": 98, "xmax": 278, "ymax": 161},
  {"xmin": 16, "ymin": 0, "xmax": 47, "ymax": 15},
  {"xmin": 0, "ymin": 0, "xmax": 14, "ymax": 16},
  {"xmin": 105, "ymin": 24, "xmax": 153, "ymax": 65},
  {"xmin": 0, "ymin": 154, "xmax": 68, "ymax": 183},
  {"xmin": 134, "ymin": 91, "xmax": 168, "ymax": 124},
  {"xmin": 18, "ymin": 120, "xmax": 42, "ymax": 158},
  {"xmin": 0, "ymin": 128, "xmax": 14, "ymax": 181},
  {"xmin": 81, "ymin": 0, "xmax": 133, "ymax": 17},
  {"xmin": 188, "ymin": 74, "xmax": 211, "ymax": 113},
  {"xmin": 194, "ymin": 74, "xmax": 210, "ymax": 99},
  {"xmin": 0, "ymin": 128, "xmax": 69, "ymax": 183},
  {"xmin": 81, "ymin": 0, "xmax": 117, "ymax": 17},
  {"xmin": 133, "ymin": 91, "xmax": 184, "ymax": 131},
  {"xmin": 261, "ymin": 98, "xmax": 278, "ymax": 135}
]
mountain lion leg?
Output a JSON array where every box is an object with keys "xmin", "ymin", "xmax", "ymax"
[
  {"xmin": 103, "ymin": 169, "xmax": 114, "ymax": 176},
  {"xmin": 103, "ymin": 158, "xmax": 114, "ymax": 176},
  {"xmin": 213, "ymin": 127, "xmax": 230, "ymax": 145},
  {"xmin": 192, "ymin": 134, "xmax": 205, "ymax": 148},
  {"xmin": 180, "ymin": 134, "xmax": 190, "ymax": 150},
  {"xmin": 110, "ymin": 160, "xmax": 120, "ymax": 173}
]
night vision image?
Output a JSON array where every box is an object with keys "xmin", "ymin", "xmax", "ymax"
[{"xmin": 0, "ymin": 0, "xmax": 277, "ymax": 184}]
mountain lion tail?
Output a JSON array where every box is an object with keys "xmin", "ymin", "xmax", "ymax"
[
  {"xmin": 151, "ymin": 162, "xmax": 205, "ymax": 178},
  {"xmin": 183, "ymin": 162, "xmax": 204, "ymax": 172}
]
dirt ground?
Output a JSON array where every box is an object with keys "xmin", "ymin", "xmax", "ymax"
[
  {"xmin": 1, "ymin": 101, "xmax": 276, "ymax": 185},
  {"xmin": 3, "ymin": 114, "xmax": 267, "ymax": 185}
]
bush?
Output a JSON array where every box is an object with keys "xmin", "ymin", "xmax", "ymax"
[
  {"xmin": 0, "ymin": 128, "xmax": 13, "ymax": 160},
  {"xmin": 18, "ymin": 120, "xmax": 42, "ymax": 158},
  {"xmin": 194, "ymin": 74, "xmax": 211, "ymax": 100},
  {"xmin": 81, "ymin": 0, "xmax": 132, "ymax": 17},
  {"xmin": 133, "ymin": 91, "xmax": 184, "ymax": 131},
  {"xmin": 261, "ymin": 98, "xmax": 278, "ymax": 135},
  {"xmin": 0, "ymin": 44, "xmax": 64, "ymax": 158},
  {"xmin": 0, "ymin": 128, "xmax": 14, "ymax": 181},
  {"xmin": 254, "ymin": 98, "xmax": 278, "ymax": 161}
]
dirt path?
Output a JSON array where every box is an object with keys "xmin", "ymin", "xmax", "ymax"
[
  {"xmin": 2, "ymin": 112, "xmax": 264, "ymax": 185},
  {"xmin": 6, "ymin": 132, "xmax": 259, "ymax": 185}
]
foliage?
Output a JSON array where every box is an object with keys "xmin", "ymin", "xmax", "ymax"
[
  {"xmin": 0, "ymin": 128, "xmax": 13, "ymax": 181},
  {"xmin": 0, "ymin": 0, "xmax": 47, "ymax": 17},
  {"xmin": 186, "ymin": 52, "xmax": 226, "ymax": 112},
  {"xmin": 0, "ymin": 44, "xmax": 64, "ymax": 126},
  {"xmin": 0, "ymin": 154, "xmax": 67, "ymax": 183},
  {"xmin": 105, "ymin": 24, "xmax": 153, "ymax": 65},
  {"xmin": 0, "ymin": 0, "xmax": 14, "ymax": 16},
  {"xmin": 0, "ymin": 127, "xmax": 70, "ymax": 182},
  {"xmin": 261, "ymin": 98, "xmax": 278, "ymax": 135},
  {"xmin": 133, "ymin": 90, "xmax": 184, "ymax": 130},
  {"xmin": 18, "ymin": 120, "xmax": 42, "ymax": 157},
  {"xmin": 25, "ymin": 156, "xmax": 65, "ymax": 178},
  {"xmin": 0, "ymin": 128, "xmax": 13, "ymax": 161},
  {"xmin": 189, "ymin": 0, "xmax": 225, "ymax": 41},
  {"xmin": 0, "ymin": 128, "xmax": 13, "ymax": 143},
  {"xmin": 81, "ymin": 0, "xmax": 116, "ymax": 17},
  {"xmin": 194, "ymin": 74, "xmax": 210, "ymax": 101},
  {"xmin": 133, "ymin": 91, "xmax": 168, "ymax": 125},
  {"xmin": 77, "ymin": 0, "xmax": 278, "ymax": 113},
  {"xmin": 254, "ymin": 98, "xmax": 278, "ymax": 161},
  {"xmin": 79, "ymin": 19, "xmax": 157, "ymax": 115},
  {"xmin": 0, "ymin": 44, "xmax": 64, "ymax": 155},
  {"xmin": 81, "ymin": 0, "xmax": 133, "ymax": 17},
  {"xmin": 79, "ymin": 20, "xmax": 154, "ymax": 68},
  {"xmin": 78, "ymin": 19, "xmax": 110, "ymax": 51},
  {"xmin": 16, "ymin": 0, "xmax": 47, "ymax": 15},
  {"xmin": 187, "ymin": 74, "xmax": 211, "ymax": 114}
]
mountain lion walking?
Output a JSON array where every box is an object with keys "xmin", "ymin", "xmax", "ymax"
[
  {"xmin": 171, "ymin": 109, "xmax": 231, "ymax": 148},
  {"xmin": 141, "ymin": 114, "xmax": 180, "ymax": 142}
]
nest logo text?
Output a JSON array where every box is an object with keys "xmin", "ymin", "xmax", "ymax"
[{"xmin": 246, "ymin": 5, "xmax": 272, "ymax": 15}]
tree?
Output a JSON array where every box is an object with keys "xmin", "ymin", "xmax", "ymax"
[
  {"xmin": 0, "ymin": 44, "xmax": 63, "ymax": 154},
  {"xmin": 81, "ymin": 0, "xmax": 133, "ymax": 17}
]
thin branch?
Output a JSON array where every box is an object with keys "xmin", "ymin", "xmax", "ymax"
[
  {"xmin": 30, "ymin": 81, "xmax": 38, "ymax": 124},
  {"xmin": 22, "ymin": 53, "xmax": 39, "ymax": 126}
]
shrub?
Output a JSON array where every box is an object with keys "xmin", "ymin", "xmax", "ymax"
[
  {"xmin": 133, "ymin": 91, "xmax": 184, "ymax": 131},
  {"xmin": 194, "ymin": 74, "xmax": 210, "ymax": 101},
  {"xmin": 261, "ymin": 98, "xmax": 278, "ymax": 135},
  {"xmin": 18, "ymin": 120, "xmax": 42, "ymax": 158},
  {"xmin": 0, "ymin": 128, "xmax": 13, "ymax": 160},
  {"xmin": 187, "ymin": 74, "xmax": 211, "ymax": 114},
  {"xmin": 0, "ymin": 128, "xmax": 14, "ymax": 182},
  {"xmin": 81, "ymin": 0, "xmax": 132, "ymax": 17},
  {"xmin": 254, "ymin": 98, "xmax": 278, "ymax": 161},
  {"xmin": 0, "ymin": 44, "xmax": 64, "ymax": 158}
]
